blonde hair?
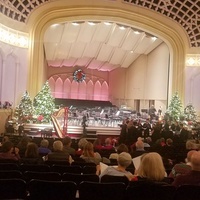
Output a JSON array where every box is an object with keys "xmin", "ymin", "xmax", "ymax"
[
  {"xmin": 82, "ymin": 142, "xmax": 95, "ymax": 157},
  {"xmin": 53, "ymin": 140, "xmax": 63, "ymax": 151},
  {"xmin": 137, "ymin": 152, "xmax": 165, "ymax": 181}
]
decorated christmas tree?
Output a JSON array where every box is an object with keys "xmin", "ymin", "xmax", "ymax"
[
  {"xmin": 15, "ymin": 91, "xmax": 34, "ymax": 123},
  {"xmin": 184, "ymin": 103, "xmax": 197, "ymax": 122},
  {"xmin": 33, "ymin": 81, "xmax": 55, "ymax": 123},
  {"xmin": 166, "ymin": 92, "xmax": 183, "ymax": 121}
]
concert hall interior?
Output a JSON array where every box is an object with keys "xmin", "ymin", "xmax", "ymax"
[{"xmin": 0, "ymin": 0, "xmax": 200, "ymax": 140}]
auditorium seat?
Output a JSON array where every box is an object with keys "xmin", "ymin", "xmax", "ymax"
[
  {"xmin": 173, "ymin": 185, "xmax": 200, "ymax": 200},
  {"xmin": 0, "ymin": 178, "xmax": 27, "ymax": 199},
  {"xmin": 79, "ymin": 181, "xmax": 126, "ymax": 200},
  {"xmin": 51, "ymin": 164, "xmax": 82, "ymax": 174},
  {"xmin": 19, "ymin": 163, "xmax": 51, "ymax": 173},
  {"xmin": 101, "ymin": 175, "xmax": 129, "ymax": 186},
  {"xmin": 28, "ymin": 179, "xmax": 77, "ymax": 200},
  {"xmin": 0, "ymin": 170, "xmax": 23, "ymax": 179}
]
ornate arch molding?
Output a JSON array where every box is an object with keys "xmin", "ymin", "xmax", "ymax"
[{"xmin": 27, "ymin": 6, "xmax": 186, "ymax": 103}]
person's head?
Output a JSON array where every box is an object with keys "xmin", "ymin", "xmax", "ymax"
[
  {"xmin": 78, "ymin": 138, "xmax": 88, "ymax": 150},
  {"xmin": 186, "ymin": 140, "xmax": 197, "ymax": 150},
  {"xmin": 53, "ymin": 140, "xmax": 63, "ymax": 151},
  {"xmin": 186, "ymin": 150, "xmax": 197, "ymax": 163},
  {"xmin": 105, "ymin": 138, "xmax": 112, "ymax": 146},
  {"xmin": 62, "ymin": 136, "xmax": 72, "ymax": 147},
  {"xmin": 137, "ymin": 152, "xmax": 166, "ymax": 181},
  {"xmin": 135, "ymin": 140, "xmax": 144, "ymax": 150},
  {"xmin": 2, "ymin": 136, "xmax": 9, "ymax": 143},
  {"xmin": 82, "ymin": 142, "xmax": 94, "ymax": 157},
  {"xmin": 1, "ymin": 141, "xmax": 14, "ymax": 153},
  {"xmin": 40, "ymin": 139, "xmax": 49, "ymax": 148},
  {"xmin": 117, "ymin": 144, "xmax": 129, "ymax": 154},
  {"xmin": 191, "ymin": 151, "xmax": 200, "ymax": 171},
  {"xmin": 25, "ymin": 142, "xmax": 39, "ymax": 158},
  {"xmin": 166, "ymin": 138, "xmax": 173, "ymax": 146},
  {"xmin": 117, "ymin": 152, "xmax": 132, "ymax": 168}
]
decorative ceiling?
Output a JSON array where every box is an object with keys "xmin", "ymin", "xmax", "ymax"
[{"xmin": 0, "ymin": 0, "xmax": 199, "ymax": 47}]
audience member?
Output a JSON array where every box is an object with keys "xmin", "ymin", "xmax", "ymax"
[
  {"xmin": 169, "ymin": 150, "xmax": 196, "ymax": 179},
  {"xmin": 172, "ymin": 151, "xmax": 200, "ymax": 187},
  {"xmin": 127, "ymin": 152, "xmax": 166, "ymax": 182},
  {"xmin": 80, "ymin": 142, "xmax": 102, "ymax": 165},
  {"xmin": 38, "ymin": 139, "xmax": 51, "ymax": 156},
  {"xmin": 17, "ymin": 136, "xmax": 32, "ymax": 157},
  {"xmin": 21, "ymin": 142, "xmax": 44, "ymax": 164},
  {"xmin": 131, "ymin": 139, "xmax": 147, "ymax": 158},
  {"xmin": 76, "ymin": 138, "xmax": 88, "ymax": 156},
  {"xmin": 46, "ymin": 140, "xmax": 72, "ymax": 163},
  {"xmin": 62, "ymin": 136, "xmax": 75, "ymax": 156},
  {"xmin": 109, "ymin": 143, "xmax": 129, "ymax": 160},
  {"xmin": 97, "ymin": 152, "xmax": 133, "ymax": 179},
  {"xmin": 0, "ymin": 141, "xmax": 20, "ymax": 161}
]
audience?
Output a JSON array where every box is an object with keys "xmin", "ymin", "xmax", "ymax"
[
  {"xmin": 97, "ymin": 152, "xmax": 133, "ymax": 179},
  {"xmin": 0, "ymin": 141, "xmax": 20, "ymax": 161},
  {"xmin": 80, "ymin": 142, "xmax": 102, "ymax": 165},
  {"xmin": 172, "ymin": 151, "xmax": 200, "ymax": 187},
  {"xmin": 17, "ymin": 136, "xmax": 32, "ymax": 157}
]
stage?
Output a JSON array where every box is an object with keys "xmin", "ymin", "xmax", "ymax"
[{"xmin": 23, "ymin": 123, "xmax": 121, "ymax": 141}]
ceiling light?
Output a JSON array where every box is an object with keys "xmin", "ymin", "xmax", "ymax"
[
  {"xmin": 119, "ymin": 26, "xmax": 126, "ymax": 30},
  {"xmin": 51, "ymin": 24, "xmax": 59, "ymax": 27},
  {"xmin": 134, "ymin": 31, "xmax": 140, "ymax": 34},
  {"xmin": 104, "ymin": 22, "xmax": 112, "ymax": 26},
  {"xmin": 152, "ymin": 36, "xmax": 157, "ymax": 41},
  {"xmin": 88, "ymin": 22, "xmax": 96, "ymax": 26},
  {"xmin": 72, "ymin": 22, "xmax": 80, "ymax": 26}
]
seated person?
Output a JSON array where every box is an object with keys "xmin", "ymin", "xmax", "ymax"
[
  {"xmin": 80, "ymin": 142, "xmax": 102, "ymax": 165},
  {"xmin": 20, "ymin": 142, "xmax": 44, "ymax": 164},
  {"xmin": 38, "ymin": 139, "xmax": 51, "ymax": 156},
  {"xmin": 75, "ymin": 138, "xmax": 88, "ymax": 156},
  {"xmin": 0, "ymin": 141, "xmax": 20, "ymax": 161},
  {"xmin": 131, "ymin": 139, "xmax": 148, "ymax": 158},
  {"xmin": 169, "ymin": 150, "xmax": 196, "ymax": 179},
  {"xmin": 97, "ymin": 152, "xmax": 133, "ymax": 179},
  {"xmin": 127, "ymin": 152, "xmax": 167, "ymax": 183},
  {"xmin": 109, "ymin": 143, "xmax": 129, "ymax": 160},
  {"xmin": 172, "ymin": 151, "xmax": 200, "ymax": 187},
  {"xmin": 62, "ymin": 136, "xmax": 75, "ymax": 156},
  {"xmin": 46, "ymin": 140, "xmax": 73, "ymax": 164}
]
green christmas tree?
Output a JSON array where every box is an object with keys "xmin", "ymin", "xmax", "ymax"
[
  {"xmin": 15, "ymin": 91, "xmax": 34, "ymax": 123},
  {"xmin": 33, "ymin": 81, "xmax": 55, "ymax": 123},
  {"xmin": 184, "ymin": 103, "xmax": 197, "ymax": 122},
  {"xmin": 166, "ymin": 92, "xmax": 183, "ymax": 121}
]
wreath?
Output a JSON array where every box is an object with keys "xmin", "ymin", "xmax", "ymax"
[{"xmin": 73, "ymin": 69, "xmax": 86, "ymax": 83}]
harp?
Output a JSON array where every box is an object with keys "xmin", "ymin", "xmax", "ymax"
[{"xmin": 51, "ymin": 107, "xmax": 68, "ymax": 138}]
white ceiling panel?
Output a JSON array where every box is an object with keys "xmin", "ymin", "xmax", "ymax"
[
  {"xmin": 44, "ymin": 20, "xmax": 163, "ymax": 71},
  {"xmin": 110, "ymin": 48, "xmax": 126, "ymax": 65}
]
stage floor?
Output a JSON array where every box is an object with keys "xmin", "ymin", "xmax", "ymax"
[{"xmin": 23, "ymin": 123, "xmax": 121, "ymax": 140}]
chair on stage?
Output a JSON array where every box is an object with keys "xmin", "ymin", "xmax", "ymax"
[
  {"xmin": 173, "ymin": 185, "xmax": 200, "ymax": 200},
  {"xmin": 79, "ymin": 181, "xmax": 126, "ymax": 200},
  {"xmin": 28, "ymin": 179, "xmax": 77, "ymax": 200},
  {"xmin": 0, "ymin": 178, "xmax": 27, "ymax": 199}
]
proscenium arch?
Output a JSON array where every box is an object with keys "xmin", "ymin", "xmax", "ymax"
[{"xmin": 27, "ymin": 4, "xmax": 187, "ymax": 105}]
